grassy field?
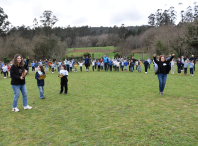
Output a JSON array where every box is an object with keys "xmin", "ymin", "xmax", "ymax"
[
  {"xmin": 67, "ymin": 46, "xmax": 150, "ymax": 59},
  {"xmin": 0, "ymin": 65, "xmax": 198, "ymax": 145}
]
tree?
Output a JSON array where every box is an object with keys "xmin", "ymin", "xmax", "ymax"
[
  {"xmin": 0, "ymin": 7, "xmax": 10, "ymax": 36},
  {"xmin": 148, "ymin": 13, "xmax": 155, "ymax": 26},
  {"xmin": 40, "ymin": 10, "xmax": 58, "ymax": 38}
]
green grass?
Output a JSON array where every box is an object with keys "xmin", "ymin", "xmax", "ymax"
[
  {"xmin": 0, "ymin": 65, "xmax": 198, "ymax": 145},
  {"xmin": 67, "ymin": 46, "xmax": 115, "ymax": 50}
]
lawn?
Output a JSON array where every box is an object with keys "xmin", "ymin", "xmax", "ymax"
[
  {"xmin": 0, "ymin": 65, "xmax": 198, "ymax": 145},
  {"xmin": 67, "ymin": 46, "xmax": 150, "ymax": 59}
]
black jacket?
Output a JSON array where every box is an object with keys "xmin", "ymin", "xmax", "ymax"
[
  {"xmin": 10, "ymin": 65, "xmax": 26, "ymax": 85},
  {"xmin": 35, "ymin": 71, "xmax": 45, "ymax": 86},
  {"xmin": 153, "ymin": 56, "xmax": 174, "ymax": 74}
]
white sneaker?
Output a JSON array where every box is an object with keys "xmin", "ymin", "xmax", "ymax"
[
  {"xmin": 192, "ymin": 74, "xmax": 194, "ymax": 76},
  {"xmin": 145, "ymin": 72, "xmax": 147, "ymax": 73},
  {"xmin": 23, "ymin": 105, "xmax": 32, "ymax": 110},
  {"xmin": 12, "ymin": 107, "xmax": 20, "ymax": 112}
]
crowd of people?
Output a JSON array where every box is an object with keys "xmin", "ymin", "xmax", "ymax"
[{"xmin": 0, "ymin": 53, "xmax": 196, "ymax": 112}]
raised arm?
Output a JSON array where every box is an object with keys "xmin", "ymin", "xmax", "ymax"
[
  {"xmin": 153, "ymin": 54, "xmax": 159, "ymax": 65},
  {"xmin": 167, "ymin": 54, "xmax": 174, "ymax": 64}
]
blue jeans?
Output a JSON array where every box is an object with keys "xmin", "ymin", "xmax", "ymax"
[
  {"xmin": 158, "ymin": 73, "xmax": 167, "ymax": 92},
  {"xmin": 66, "ymin": 65, "xmax": 69, "ymax": 72},
  {"xmin": 131, "ymin": 67, "xmax": 133, "ymax": 72},
  {"xmin": 12, "ymin": 85, "xmax": 28, "ymax": 108},
  {"xmin": 38, "ymin": 86, "xmax": 44, "ymax": 99}
]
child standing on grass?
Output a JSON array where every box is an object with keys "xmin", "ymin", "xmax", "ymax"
[
  {"xmin": 128, "ymin": 60, "xmax": 131, "ymax": 71},
  {"xmin": 35, "ymin": 65, "xmax": 46, "ymax": 99},
  {"xmin": 101, "ymin": 62, "xmax": 104, "ymax": 71},
  {"xmin": 69, "ymin": 62, "xmax": 72, "ymax": 72},
  {"xmin": 177, "ymin": 58, "xmax": 182, "ymax": 75},
  {"xmin": 54, "ymin": 61, "xmax": 57, "ymax": 71},
  {"xmin": 116, "ymin": 61, "xmax": 120, "ymax": 71},
  {"xmin": 7, "ymin": 64, "xmax": 11, "ymax": 77},
  {"xmin": 171, "ymin": 58, "xmax": 175, "ymax": 74},
  {"xmin": 78, "ymin": 61, "xmax": 84, "ymax": 72},
  {"xmin": 97, "ymin": 60, "xmax": 101, "ymax": 71},
  {"xmin": 2, "ymin": 64, "xmax": 7, "ymax": 78},
  {"xmin": 190, "ymin": 61, "xmax": 194, "ymax": 76},
  {"xmin": 121, "ymin": 60, "xmax": 124, "ymax": 72},
  {"xmin": 59, "ymin": 65, "xmax": 68, "ymax": 94},
  {"xmin": 51, "ymin": 62, "xmax": 55, "ymax": 73},
  {"xmin": 138, "ymin": 59, "xmax": 142, "ymax": 73},
  {"xmin": 144, "ymin": 59, "xmax": 149, "ymax": 73},
  {"xmin": 182, "ymin": 60, "xmax": 189, "ymax": 75},
  {"xmin": 130, "ymin": 60, "xmax": 135, "ymax": 72},
  {"xmin": 124, "ymin": 60, "xmax": 128, "ymax": 72},
  {"xmin": 74, "ymin": 62, "xmax": 78, "ymax": 72},
  {"xmin": 91, "ymin": 60, "xmax": 95, "ymax": 72}
]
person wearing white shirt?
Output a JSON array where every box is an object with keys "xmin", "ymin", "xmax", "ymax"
[
  {"xmin": 91, "ymin": 60, "xmax": 95, "ymax": 72},
  {"xmin": 59, "ymin": 65, "xmax": 69, "ymax": 94},
  {"xmin": 78, "ymin": 61, "xmax": 84, "ymax": 72},
  {"xmin": 2, "ymin": 64, "xmax": 8, "ymax": 78}
]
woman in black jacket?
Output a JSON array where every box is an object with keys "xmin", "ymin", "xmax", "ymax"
[
  {"xmin": 153, "ymin": 54, "xmax": 174, "ymax": 95},
  {"xmin": 10, "ymin": 54, "xmax": 32, "ymax": 112}
]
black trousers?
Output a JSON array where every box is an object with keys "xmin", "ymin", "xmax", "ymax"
[
  {"xmin": 104, "ymin": 63, "xmax": 108, "ymax": 71},
  {"xmin": 98, "ymin": 65, "xmax": 100, "ymax": 71},
  {"xmin": 184, "ymin": 68, "xmax": 187, "ymax": 74},
  {"xmin": 194, "ymin": 65, "xmax": 195, "ymax": 71},
  {"xmin": 178, "ymin": 67, "xmax": 181, "ymax": 73},
  {"xmin": 80, "ymin": 66, "xmax": 82, "ymax": 72},
  {"xmin": 109, "ymin": 65, "xmax": 112, "ymax": 71},
  {"xmin": 60, "ymin": 77, "xmax": 68, "ymax": 93},
  {"xmin": 32, "ymin": 67, "xmax": 35, "ymax": 71},
  {"xmin": 92, "ymin": 66, "xmax": 95, "ymax": 71},
  {"xmin": 52, "ymin": 68, "xmax": 54, "ymax": 72},
  {"xmin": 70, "ymin": 67, "xmax": 72, "ymax": 72},
  {"xmin": 61, "ymin": 83, "xmax": 68, "ymax": 93}
]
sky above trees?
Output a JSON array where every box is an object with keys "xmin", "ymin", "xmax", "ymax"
[{"xmin": 0, "ymin": 0, "xmax": 197, "ymax": 27}]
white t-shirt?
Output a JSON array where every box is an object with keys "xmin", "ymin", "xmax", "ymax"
[
  {"xmin": 78, "ymin": 62, "xmax": 84, "ymax": 67},
  {"xmin": 60, "ymin": 70, "xmax": 69, "ymax": 76},
  {"xmin": 116, "ymin": 62, "xmax": 120, "ymax": 67},
  {"xmin": 2, "ymin": 66, "xmax": 7, "ymax": 72},
  {"xmin": 171, "ymin": 61, "xmax": 175, "ymax": 66},
  {"xmin": 70, "ymin": 63, "xmax": 72, "ymax": 67},
  {"xmin": 92, "ymin": 61, "xmax": 95, "ymax": 66}
]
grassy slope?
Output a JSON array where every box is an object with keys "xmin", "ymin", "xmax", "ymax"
[
  {"xmin": 0, "ymin": 65, "xmax": 197, "ymax": 145},
  {"xmin": 67, "ymin": 46, "xmax": 150, "ymax": 59}
]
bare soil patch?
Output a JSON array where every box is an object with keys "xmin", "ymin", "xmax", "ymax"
[{"xmin": 70, "ymin": 49, "xmax": 113, "ymax": 53}]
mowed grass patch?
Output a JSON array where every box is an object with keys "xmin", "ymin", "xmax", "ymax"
[{"xmin": 0, "ymin": 65, "xmax": 198, "ymax": 145}]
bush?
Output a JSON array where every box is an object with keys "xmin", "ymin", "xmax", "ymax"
[{"xmin": 83, "ymin": 52, "xmax": 91, "ymax": 58}]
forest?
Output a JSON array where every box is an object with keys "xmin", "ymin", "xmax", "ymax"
[{"xmin": 0, "ymin": 2, "xmax": 198, "ymax": 61}]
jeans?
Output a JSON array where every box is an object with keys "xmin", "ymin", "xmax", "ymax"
[
  {"xmin": 138, "ymin": 65, "xmax": 141, "ymax": 72},
  {"xmin": 3, "ymin": 72, "xmax": 6, "ymax": 77},
  {"xmin": 80, "ymin": 66, "xmax": 82, "ymax": 72},
  {"xmin": 190, "ymin": 68, "xmax": 193, "ymax": 74},
  {"xmin": 38, "ymin": 86, "xmax": 44, "ymax": 99},
  {"xmin": 12, "ymin": 84, "xmax": 28, "ymax": 108},
  {"xmin": 109, "ymin": 65, "xmax": 112, "ymax": 71},
  {"xmin": 101, "ymin": 66, "xmax": 103, "ymax": 70},
  {"xmin": 184, "ymin": 68, "xmax": 187, "ymax": 74},
  {"xmin": 125, "ymin": 66, "xmax": 127, "ymax": 71},
  {"xmin": 66, "ymin": 65, "xmax": 69, "ymax": 72},
  {"xmin": 145, "ymin": 66, "xmax": 147, "ymax": 72},
  {"xmin": 92, "ymin": 66, "xmax": 95, "ymax": 71},
  {"xmin": 131, "ymin": 67, "xmax": 133, "ymax": 72},
  {"xmin": 45, "ymin": 66, "xmax": 48, "ymax": 72},
  {"xmin": 158, "ymin": 73, "xmax": 167, "ymax": 92},
  {"xmin": 148, "ymin": 64, "xmax": 150, "ymax": 69}
]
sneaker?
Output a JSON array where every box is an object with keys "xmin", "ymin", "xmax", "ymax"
[
  {"xmin": 161, "ymin": 92, "xmax": 164, "ymax": 95},
  {"xmin": 64, "ymin": 92, "xmax": 67, "ymax": 94},
  {"xmin": 12, "ymin": 107, "xmax": 20, "ymax": 112},
  {"xmin": 159, "ymin": 92, "xmax": 162, "ymax": 95},
  {"xmin": 145, "ymin": 72, "xmax": 147, "ymax": 73},
  {"xmin": 59, "ymin": 92, "xmax": 62, "ymax": 94},
  {"xmin": 23, "ymin": 105, "xmax": 32, "ymax": 110},
  {"xmin": 192, "ymin": 74, "xmax": 194, "ymax": 76}
]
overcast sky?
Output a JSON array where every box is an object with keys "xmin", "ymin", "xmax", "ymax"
[{"xmin": 0, "ymin": 0, "xmax": 197, "ymax": 27}]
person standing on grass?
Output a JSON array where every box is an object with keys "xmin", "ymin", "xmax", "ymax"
[
  {"xmin": 91, "ymin": 59, "xmax": 95, "ymax": 72},
  {"xmin": 103, "ymin": 55, "xmax": 109, "ymax": 72},
  {"xmin": 177, "ymin": 58, "xmax": 182, "ymax": 75},
  {"xmin": 182, "ymin": 60, "xmax": 190, "ymax": 75},
  {"xmin": 51, "ymin": 62, "xmax": 55, "ymax": 73},
  {"xmin": 181, "ymin": 56, "xmax": 184, "ymax": 71},
  {"xmin": 2, "ymin": 64, "xmax": 7, "ymax": 78},
  {"xmin": 83, "ymin": 56, "xmax": 91, "ymax": 72},
  {"xmin": 35, "ymin": 61, "xmax": 39, "ymax": 73},
  {"xmin": 171, "ymin": 58, "xmax": 175, "ymax": 74},
  {"xmin": 74, "ymin": 62, "xmax": 78, "ymax": 72},
  {"xmin": 58, "ymin": 60, "xmax": 62, "ymax": 72},
  {"xmin": 190, "ymin": 61, "xmax": 194, "ymax": 76},
  {"xmin": 138, "ymin": 59, "xmax": 142, "ymax": 73},
  {"xmin": 130, "ymin": 60, "xmax": 135, "ymax": 72},
  {"xmin": 48, "ymin": 59, "xmax": 52, "ymax": 71},
  {"xmin": 35, "ymin": 65, "xmax": 46, "ymax": 99},
  {"xmin": 45, "ymin": 59, "xmax": 48, "ymax": 73},
  {"xmin": 10, "ymin": 54, "xmax": 32, "ymax": 112},
  {"xmin": 109, "ymin": 59, "xmax": 113, "ymax": 72},
  {"xmin": 147, "ymin": 58, "xmax": 151, "ymax": 70},
  {"xmin": 97, "ymin": 60, "xmax": 101, "ymax": 71},
  {"xmin": 54, "ymin": 61, "xmax": 57, "ymax": 71},
  {"xmin": 153, "ymin": 54, "xmax": 174, "ymax": 95},
  {"xmin": 144, "ymin": 59, "xmax": 149, "ymax": 73},
  {"xmin": 78, "ymin": 61, "xmax": 84, "ymax": 72},
  {"xmin": 101, "ymin": 62, "xmax": 104, "ymax": 71},
  {"xmin": 128, "ymin": 60, "xmax": 131, "ymax": 71},
  {"xmin": 124, "ymin": 59, "xmax": 128, "ymax": 72},
  {"xmin": 31, "ymin": 61, "xmax": 35, "ymax": 72},
  {"xmin": 59, "ymin": 65, "xmax": 69, "ymax": 94},
  {"xmin": 189, "ymin": 55, "xmax": 196, "ymax": 71},
  {"xmin": 66, "ymin": 59, "xmax": 70, "ymax": 72},
  {"xmin": 39, "ymin": 59, "xmax": 43, "ymax": 66}
]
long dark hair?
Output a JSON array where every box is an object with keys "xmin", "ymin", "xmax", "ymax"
[
  {"xmin": 62, "ymin": 65, "xmax": 67, "ymax": 70},
  {"xmin": 39, "ymin": 65, "xmax": 44, "ymax": 72},
  {"xmin": 12, "ymin": 54, "xmax": 24, "ymax": 67}
]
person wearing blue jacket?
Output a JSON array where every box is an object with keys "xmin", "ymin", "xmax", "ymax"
[
  {"xmin": 83, "ymin": 56, "xmax": 91, "ymax": 72},
  {"xmin": 108, "ymin": 59, "xmax": 113, "ymax": 72},
  {"xmin": 103, "ymin": 55, "xmax": 109, "ymax": 72},
  {"xmin": 190, "ymin": 61, "xmax": 194, "ymax": 76},
  {"xmin": 124, "ymin": 60, "xmax": 128, "ymax": 72},
  {"xmin": 144, "ymin": 59, "xmax": 149, "ymax": 73},
  {"xmin": 35, "ymin": 65, "xmax": 46, "ymax": 99},
  {"xmin": 31, "ymin": 61, "xmax": 35, "ymax": 71}
]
